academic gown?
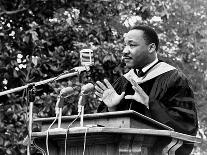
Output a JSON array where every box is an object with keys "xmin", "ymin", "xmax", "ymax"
[{"xmin": 97, "ymin": 69, "xmax": 198, "ymax": 155}]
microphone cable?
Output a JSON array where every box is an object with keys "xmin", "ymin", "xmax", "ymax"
[
  {"xmin": 47, "ymin": 88, "xmax": 79, "ymax": 155},
  {"xmin": 64, "ymin": 116, "xmax": 89, "ymax": 155},
  {"xmin": 82, "ymin": 126, "xmax": 89, "ymax": 155},
  {"xmin": 64, "ymin": 112, "xmax": 81, "ymax": 155},
  {"xmin": 46, "ymin": 113, "xmax": 58, "ymax": 155}
]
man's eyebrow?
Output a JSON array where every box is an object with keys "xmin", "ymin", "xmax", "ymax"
[{"xmin": 125, "ymin": 40, "xmax": 137, "ymax": 44}]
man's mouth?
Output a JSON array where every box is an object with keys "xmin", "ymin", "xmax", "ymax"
[{"xmin": 123, "ymin": 57, "xmax": 132, "ymax": 61}]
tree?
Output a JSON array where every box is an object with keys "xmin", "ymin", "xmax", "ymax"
[{"xmin": 0, "ymin": 0, "xmax": 206, "ymax": 154}]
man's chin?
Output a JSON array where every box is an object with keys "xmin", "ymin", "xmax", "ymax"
[{"xmin": 125, "ymin": 62, "xmax": 134, "ymax": 68}]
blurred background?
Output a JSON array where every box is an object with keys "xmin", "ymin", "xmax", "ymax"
[{"xmin": 0, "ymin": 0, "xmax": 206, "ymax": 154}]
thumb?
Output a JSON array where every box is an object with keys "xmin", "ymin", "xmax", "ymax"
[
  {"xmin": 124, "ymin": 95, "xmax": 134, "ymax": 100},
  {"xmin": 119, "ymin": 92, "xmax": 125, "ymax": 99}
]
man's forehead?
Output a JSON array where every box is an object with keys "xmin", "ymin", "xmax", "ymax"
[{"xmin": 123, "ymin": 29, "xmax": 144, "ymax": 41}]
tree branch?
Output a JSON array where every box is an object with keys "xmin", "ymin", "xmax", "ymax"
[
  {"xmin": 0, "ymin": 8, "xmax": 27, "ymax": 16},
  {"xmin": 0, "ymin": 0, "xmax": 42, "ymax": 16}
]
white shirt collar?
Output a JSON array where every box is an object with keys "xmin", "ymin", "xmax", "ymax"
[{"xmin": 137, "ymin": 57, "xmax": 159, "ymax": 73}]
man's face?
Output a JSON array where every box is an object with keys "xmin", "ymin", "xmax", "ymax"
[{"xmin": 122, "ymin": 29, "xmax": 149, "ymax": 69}]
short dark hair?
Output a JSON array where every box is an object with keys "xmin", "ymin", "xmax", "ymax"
[{"xmin": 131, "ymin": 25, "xmax": 159, "ymax": 51}]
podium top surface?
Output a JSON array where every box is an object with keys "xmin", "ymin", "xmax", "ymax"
[
  {"xmin": 32, "ymin": 127, "xmax": 201, "ymax": 144},
  {"xmin": 34, "ymin": 110, "xmax": 173, "ymax": 131}
]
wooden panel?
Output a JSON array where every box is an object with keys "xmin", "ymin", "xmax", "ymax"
[
  {"xmin": 33, "ymin": 110, "xmax": 173, "ymax": 132},
  {"xmin": 34, "ymin": 133, "xmax": 119, "ymax": 155},
  {"xmin": 60, "ymin": 143, "xmax": 118, "ymax": 155},
  {"xmin": 31, "ymin": 111, "xmax": 201, "ymax": 155}
]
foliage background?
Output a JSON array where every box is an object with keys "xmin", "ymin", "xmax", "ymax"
[{"xmin": 0, "ymin": 0, "xmax": 207, "ymax": 154}]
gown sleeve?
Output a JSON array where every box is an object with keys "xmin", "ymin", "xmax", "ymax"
[{"xmin": 149, "ymin": 70, "xmax": 198, "ymax": 135}]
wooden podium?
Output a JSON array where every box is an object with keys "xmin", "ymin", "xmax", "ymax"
[{"xmin": 31, "ymin": 110, "xmax": 201, "ymax": 155}]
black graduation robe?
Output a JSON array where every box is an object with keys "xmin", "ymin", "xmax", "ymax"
[{"xmin": 97, "ymin": 69, "xmax": 198, "ymax": 155}]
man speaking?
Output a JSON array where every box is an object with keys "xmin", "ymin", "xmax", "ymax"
[{"xmin": 95, "ymin": 25, "xmax": 198, "ymax": 155}]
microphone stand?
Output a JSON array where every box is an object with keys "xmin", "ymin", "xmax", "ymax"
[
  {"xmin": 26, "ymin": 84, "xmax": 36, "ymax": 155},
  {"xmin": 78, "ymin": 94, "xmax": 85, "ymax": 127},
  {"xmin": 53, "ymin": 95, "xmax": 65, "ymax": 131},
  {"xmin": 0, "ymin": 71, "xmax": 79, "ymax": 96},
  {"xmin": 0, "ymin": 71, "xmax": 81, "ymax": 155},
  {"xmin": 57, "ymin": 107, "xmax": 63, "ymax": 129},
  {"xmin": 78, "ymin": 92, "xmax": 89, "ymax": 127}
]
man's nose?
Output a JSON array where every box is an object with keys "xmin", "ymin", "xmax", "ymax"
[{"xmin": 123, "ymin": 46, "xmax": 130, "ymax": 54}]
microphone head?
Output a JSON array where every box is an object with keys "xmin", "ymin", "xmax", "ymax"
[
  {"xmin": 81, "ymin": 83, "xmax": 94, "ymax": 94},
  {"xmin": 80, "ymin": 49, "xmax": 94, "ymax": 66},
  {"xmin": 60, "ymin": 86, "xmax": 75, "ymax": 97}
]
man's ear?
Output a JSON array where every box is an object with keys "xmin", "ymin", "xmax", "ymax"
[{"xmin": 148, "ymin": 43, "xmax": 156, "ymax": 53}]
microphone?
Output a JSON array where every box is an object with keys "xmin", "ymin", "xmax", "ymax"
[
  {"xmin": 78, "ymin": 83, "xmax": 94, "ymax": 127},
  {"xmin": 80, "ymin": 49, "xmax": 94, "ymax": 66},
  {"xmin": 59, "ymin": 86, "xmax": 76, "ymax": 97},
  {"xmin": 81, "ymin": 83, "xmax": 94, "ymax": 95},
  {"xmin": 78, "ymin": 83, "xmax": 94, "ymax": 109},
  {"xmin": 55, "ymin": 86, "xmax": 76, "ymax": 113},
  {"xmin": 78, "ymin": 83, "xmax": 94, "ymax": 107},
  {"xmin": 55, "ymin": 86, "xmax": 77, "ymax": 129},
  {"xmin": 72, "ymin": 49, "xmax": 94, "ymax": 72}
]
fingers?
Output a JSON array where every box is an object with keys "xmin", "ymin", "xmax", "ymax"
[
  {"xmin": 95, "ymin": 84, "xmax": 104, "ymax": 93},
  {"xmin": 131, "ymin": 78, "xmax": 143, "ymax": 93},
  {"xmin": 132, "ymin": 86, "xmax": 140, "ymax": 93},
  {"xmin": 96, "ymin": 81, "xmax": 107, "ymax": 91},
  {"xmin": 95, "ymin": 80, "xmax": 112, "ymax": 99},
  {"xmin": 104, "ymin": 79, "xmax": 114, "ymax": 89},
  {"xmin": 131, "ymin": 79, "xmax": 139, "ymax": 88},
  {"xmin": 132, "ymin": 86, "xmax": 146, "ymax": 98},
  {"xmin": 135, "ymin": 85, "xmax": 143, "ymax": 93},
  {"xmin": 131, "ymin": 79, "xmax": 147, "ymax": 96},
  {"xmin": 95, "ymin": 79, "xmax": 119, "ymax": 101},
  {"xmin": 131, "ymin": 78, "xmax": 145, "ymax": 94},
  {"xmin": 95, "ymin": 91, "xmax": 102, "ymax": 98},
  {"xmin": 95, "ymin": 79, "xmax": 114, "ymax": 94},
  {"xmin": 131, "ymin": 79, "xmax": 143, "ymax": 92}
]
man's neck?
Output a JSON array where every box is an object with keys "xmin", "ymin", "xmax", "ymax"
[{"xmin": 142, "ymin": 58, "xmax": 159, "ymax": 73}]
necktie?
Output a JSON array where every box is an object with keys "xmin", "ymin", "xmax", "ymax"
[
  {"xmin": 137, "ymin": 69, "xmax": 145, "ymax": 77},
  {"xmin": 134, "ymin": 69, "xmax": 144, "ymax": 77}
]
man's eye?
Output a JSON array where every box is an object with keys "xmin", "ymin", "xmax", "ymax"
[
  {"xmin": 124, "ymin": 43, "xmax": 137, "ymax": 48},
  {"xmin": 129, "ymin": 44, "xmax": 137, "ymax": 47}
]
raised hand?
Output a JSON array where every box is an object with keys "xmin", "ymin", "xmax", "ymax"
[
  {"xmin": 95, "ymin": 79, "xmax": 125, "ymax": 109},
  {"xmin": 125, "ymin": 79, "xmax": 149, "ymax": 108}
]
